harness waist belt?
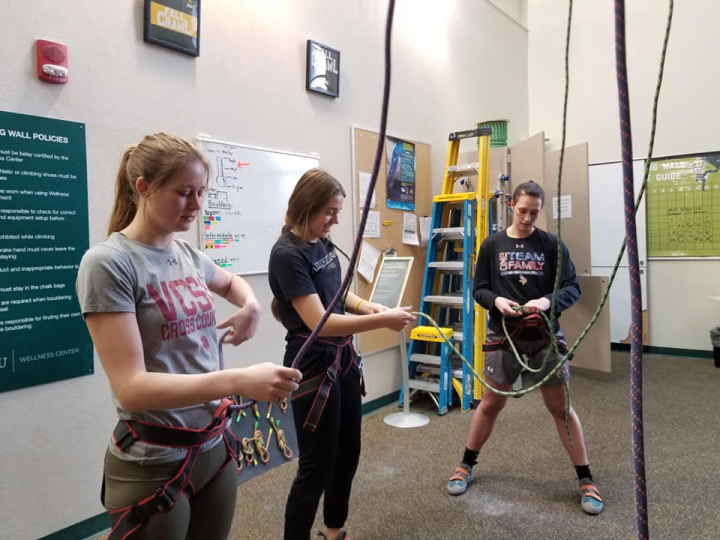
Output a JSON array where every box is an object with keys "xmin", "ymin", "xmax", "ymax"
[{"xmin": 291, "ymin": 335, "xmax": 363, "ymax": 432}]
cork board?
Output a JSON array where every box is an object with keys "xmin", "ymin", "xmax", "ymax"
[{"xmin": 352, "ymin": 128, "xmax": 432, "ymax": 354}]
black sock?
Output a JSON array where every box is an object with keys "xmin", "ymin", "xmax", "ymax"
[
  {"xmin": 575, "ymin": 465, "xmax": 592, "ymax": 482},
  {"xmin": 462, "ymin": 448, "xmax": 479, "ymax": 469}
]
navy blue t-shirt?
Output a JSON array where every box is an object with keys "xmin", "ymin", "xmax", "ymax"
[
  {"xmin": 268, "ymin": 232, "xmax": 344, "ymax": 335},
  {"xmin": 473, "ymin": 228, "xmax": 580, "ymax": 334}
]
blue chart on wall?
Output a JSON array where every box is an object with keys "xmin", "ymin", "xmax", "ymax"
[{"xmin": 230, "ymin": 400, "xmax": 298, "ymax": 485}]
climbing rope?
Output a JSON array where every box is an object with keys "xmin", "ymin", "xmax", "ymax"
[
  {"xmin": 269, "ymin": 416, "xmax": 294, "ymax": 459},
  {"xmin": 288, "ymin": 0, "xmax": 397, "ymax": 371},
  {"xmin": 412, "ymin": 310, "xmax": 574, "ymax": 446},
  {"xmin": 612, "ymin": 1, "xmax": 674, "ymax": 538}
]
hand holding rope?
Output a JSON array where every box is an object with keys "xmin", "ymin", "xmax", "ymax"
[{"xmin": 412, "ymin": 308, "xmax": 574, "ymax": 447}]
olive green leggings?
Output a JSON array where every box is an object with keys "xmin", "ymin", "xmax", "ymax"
[{"xmin": 103, "ymin": 441, "xmax": 238, "ymax": 539}]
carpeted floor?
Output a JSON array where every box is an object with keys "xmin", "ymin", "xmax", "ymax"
[{"xmin": 95, "ymin": 351, "xmax": 720, "ymax": 539}]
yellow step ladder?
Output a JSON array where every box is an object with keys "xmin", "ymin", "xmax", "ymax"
[{"xmin": 400, "ymin": 127, "xmax": 491, "ymax": 413}]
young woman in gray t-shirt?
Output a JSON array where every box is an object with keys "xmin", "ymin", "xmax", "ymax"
[{"xmin": 76, "ymin": 133, "xmax": 301, "ymax": 539}]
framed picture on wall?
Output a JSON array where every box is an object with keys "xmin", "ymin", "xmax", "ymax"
[
  {"xmin": 144, "ymin": 0, "xmax": 201, "ymax": 57},
  {"xmin": 306, "ymin": 40, "xmax": 340, "ymax": 98}
]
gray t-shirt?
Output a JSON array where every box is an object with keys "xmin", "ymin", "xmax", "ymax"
[{"xmin": 76, "ymin": 233, "xmax": 223, "ymax": 464}]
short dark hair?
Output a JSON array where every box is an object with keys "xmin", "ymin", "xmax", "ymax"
[{"xmin": 512, "ymin": 181, "xmax": 545, "ymax": 206}]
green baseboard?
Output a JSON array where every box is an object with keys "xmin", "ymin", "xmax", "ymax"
[
  {"xmin": 41, "ymin": 390, "xmax": 404, "ymax": 540},
  {"xmin": 38, "ymin": 512, "xmax": 109, "ymax": 540},
  {"xmin": 611, "ymin": 342, "xmax": 714, "ymax": 359},
  {"xmin": 362, "ymin": 390, "xmax": 400, "ymax": 415}
]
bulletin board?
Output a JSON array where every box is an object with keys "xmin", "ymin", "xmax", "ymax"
[
  {"xmin": 352, "ymin": 128, "xmax": 432, "ymax": 354},
  {"xmin": 646, "ymin": 151, "xmax": 720, "ymax": 257}
]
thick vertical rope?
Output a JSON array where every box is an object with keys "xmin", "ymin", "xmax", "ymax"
[
  {"xmin": 289, "ymin": 0, "xmax": 396, "ymax": 370},
  {"xmin": 614, "ymin": 1, "xmax": 648, "ymax": 538}
]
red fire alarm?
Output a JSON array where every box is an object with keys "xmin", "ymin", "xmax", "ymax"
[{"xmin": 36, "ymin": 39, "xmax": 68, "ymax": 84}]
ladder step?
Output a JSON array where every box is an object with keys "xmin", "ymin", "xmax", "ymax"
[
  {"xmin": 410, "ymin": 353, "xmax": 442, "ymax": 366},
  {"xmin": 408, "ymin": 379, "xmax": 441, "ymax": 392},
  {"xmin": 432, "ymin": 227, "xmax": 464, "ymax": 240},
  {"xmin": 428, "ymin": 261, "xmax": 464, "ymax": 272},
  {"xmin": 447, "ymin": 162, "xmax": 480, "ymax": 173},
  {"xmin": 453, "ymin": 331, "xmax": 463, "ymax": 342},
  {"xmin": 423, "ymin": 294, "xmax": 463, "ymax": 306},
  {"xmin": 417, "ymin": 365, "xmax": 440, "ymax": 376}
]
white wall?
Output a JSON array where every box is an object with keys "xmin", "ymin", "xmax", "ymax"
[
  {"xmin": 488, "ymin": 0, "xmax": 527, "ymax": 27},
  {"xmin": 528, "ymin": 0, "xmax": 720, "ymax": 351},
  {"xmin": 0, "ymin": 1, "xmax": 528, "ymax": 537}
]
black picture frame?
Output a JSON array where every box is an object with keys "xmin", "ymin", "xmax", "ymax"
[
  {"xmin": 306, "ymin": 40, "xmax": 340, "ymax": 98},
  {"xmin": 143, "ymin": 0, "xmax": 201, "ymax": 57}
]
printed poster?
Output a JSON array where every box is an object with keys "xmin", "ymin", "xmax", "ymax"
[{"xmin": 385, "ymin": 136, "xmax": 415, "ymax": 211}]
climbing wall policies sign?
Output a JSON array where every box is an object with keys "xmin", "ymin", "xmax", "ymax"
[
  {"xmin": 646, "ymin": 152, "xmax": 720, "ymax": 257},
  {"xmin": 0, "ymin": 110, "xmax": 92, "ymax": 393}
]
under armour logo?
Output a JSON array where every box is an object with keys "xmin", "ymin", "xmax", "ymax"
[
  {"xmin": 516, "ymin": 243, "xmax": 524, "ymax": 249},
  {"xmin": 167, "ymin": 257, "xmax": 178, "ymax": 266}
]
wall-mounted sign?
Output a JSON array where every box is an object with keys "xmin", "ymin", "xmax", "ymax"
[
  {"xmin": 0, "ymin": 110, "xmax": 92, "ymax": 393},
  {"xmin": 306, "ymin": 40, "xmax": 340, "ymax": 98},
  {"xmin": 144, "ymin": 0, "xmax": 201, "ymax": 57}
]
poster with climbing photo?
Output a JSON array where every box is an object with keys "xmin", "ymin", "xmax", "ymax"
[{"xmin": 385, "ymin": 136, "xmax": 415, "ymax": 211}]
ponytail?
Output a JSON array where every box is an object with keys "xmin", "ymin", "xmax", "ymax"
[
  {"xmin": 107, "ymin": 147, "xmax": 138, "ymax": 235},
  {"xmin": 105, "ymin": 134, "xmax": 209, "ymax": 236},
  {"xmin": 270, "ymin": 297, "xmax": 281, "ymax": 322}
]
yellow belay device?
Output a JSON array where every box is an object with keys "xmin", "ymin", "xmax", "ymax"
[{"xmin": 399, "ymin": 127, "xmax": 491, "ymax": 413}]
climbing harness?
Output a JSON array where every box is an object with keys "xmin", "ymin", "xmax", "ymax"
[
  {"xmin": 105, "ymin": 398, "xmax": 241, "ymax": 540},
  {"xmin": 291, "ymin": 335, "xmax": 365, "ymax": 432},
  {"xmin": 105, "ymin": 330, "xmax": 266, "ymax": 538}
]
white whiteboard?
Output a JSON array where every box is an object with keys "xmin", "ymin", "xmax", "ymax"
[
  {"xmin": 588, "ymin": 160, "xmax": 648, "ymax": 267},
  {"xmin": 196, "ymin": 138, "xmax": 319, "ymax": 275},
  {"xmin": 589, "ymin": 159, "xmax": 649, "ymax": 343},
  {"xmin": 590, "ymin": 266, "xmax": 647, "ymax": 342}
]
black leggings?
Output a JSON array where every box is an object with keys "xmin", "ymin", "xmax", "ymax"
[{"xmin": 283, "ymin": 341, "xmax": 363, "ymax": 540}]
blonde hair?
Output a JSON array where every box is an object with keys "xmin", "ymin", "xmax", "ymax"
[
  {"xmin": 271, "ymin": 168, "xmax": 346, "ymax": 321},
  {"xmin": 107, "ymin": 133, "xmax": 209, "ymax": 235}
]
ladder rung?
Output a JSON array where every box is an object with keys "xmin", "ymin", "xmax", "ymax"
[
  {"xmin": 410, "ymin": 353, "xmax": 442, "ymax": 366},
  {"xmin": 417, "ymin": 365, "xmax": 440, "ymax": 376},
  {"xmin": 447, "ymin": 162, "xmax": 480, "ymax": 173},
  {"xmin": 408, "ymin": 379, "xmax": 441, "ymax": 392},
  {"xmin": 428, "ymin": 261, "xmax": 463, "ymax": 272},
  {"xmin": 432, "ymin": 227, "xmax": 464, "ymax": 240},
  {"xmin": 453, "ymin": 331, "xmax": 463, "ymax": 342},
  {"xmin": 423, "ymin": 294, "xmax": 463, "ymax": 306}
]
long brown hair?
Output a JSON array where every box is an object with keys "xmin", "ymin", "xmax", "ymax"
[
  {"xmin": 271, "ymin": 168, "xmax": 346, "ymax": 321},
  {"xmin": 107, "ymin": 133, "xmax": 209, "ymax": 235}
]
